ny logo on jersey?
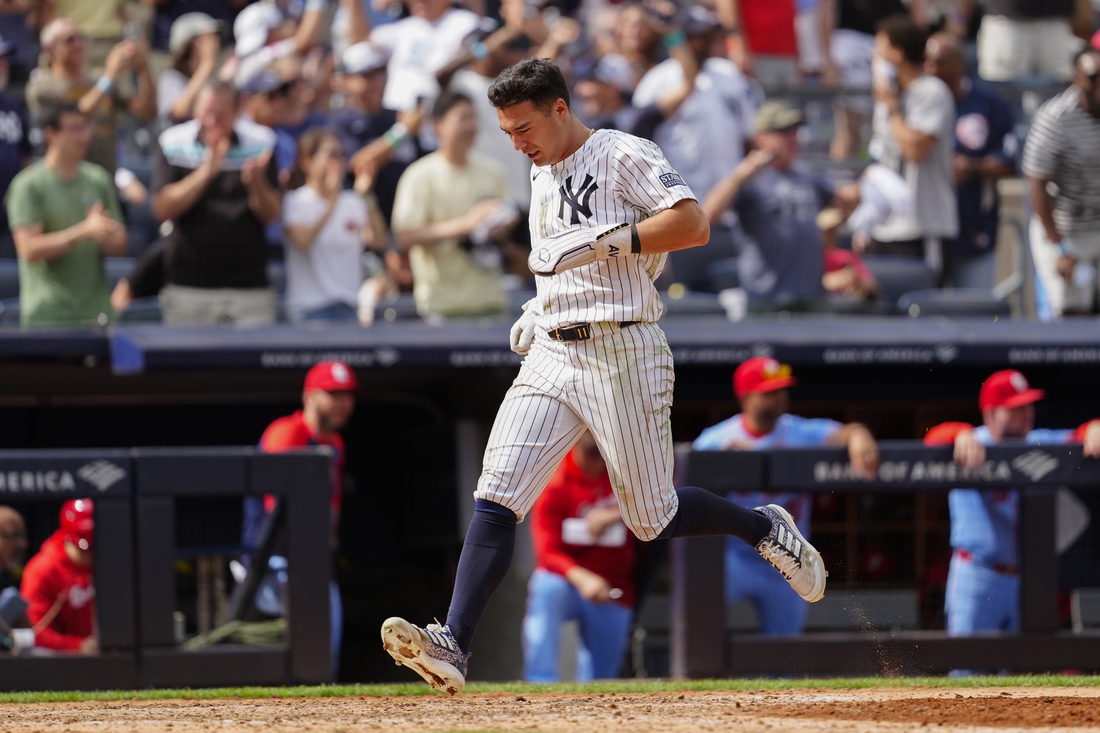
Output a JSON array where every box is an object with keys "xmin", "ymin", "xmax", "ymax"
[{"xmin": 558, "ymin": 173, "xmax": 598, "ymax": 225}]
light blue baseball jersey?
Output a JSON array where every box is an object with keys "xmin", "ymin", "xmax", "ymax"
[
  {"xmin": 948, "ymin": 425, "xmax": 1073, "ymax": 566},
  {"xmin": 693, "ymin": 412, "xmax": 842, "ymax": 541},
  {"xmin": 694, "ymin": 412, "xmax": 842, "ymax": 627}
]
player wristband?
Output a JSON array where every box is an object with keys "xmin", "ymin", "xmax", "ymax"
[
  {"xmin": 594, "ymin": 223, "xmax": 631, "ymax": 260},
  {"xmin": 305, "ymin": 0, "xmax": 326, "ymax": 11},
  {"xmin": 96, "ymin": 75, "xmax": 113, "ymax": 93},
  {"xmin": 471, "ymin": 41, "xmax": 489, "ymax": 59},
  {"xmin": 662, "ymin": 30, "xmax": 686, "ymax": 49},
  {"xmin": 382, "ymin": 122, "xmax": 409, "ymax": 148},
  {"xmin": 630, "ymin": 224, "xmax": 641, "ymax": 254}
]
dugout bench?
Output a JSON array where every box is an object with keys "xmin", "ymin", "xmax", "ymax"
[
  {"xmin": 672, "ymin": 442, "xmax": 1100, "ymax": 678},
  {"xmin": 0, "ymin": 447, "xmax": 332, "ymax": 692}
]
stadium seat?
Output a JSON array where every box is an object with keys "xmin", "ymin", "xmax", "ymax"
[
  {"xmin": 104, "ymin": 257, "xmax": 134, "ymax": 290},
  {"xmin": 898, "ymin": 288, "xmax": 1011, "ymax": 317},
  {"xmin": 706, "ymin": 257, "xmax": 740, "ymax": 292},
  {"xmin": 0, "ymin": 259, "xmax": 18, "ymax": 300},
  {"xmin": 267, "ymin": 260, "xmax": 287, "ymax": 296},
  {"xmin": 661, "ymin": 291, "xmax": 727, "ymax": 317},
  {"xmin": 372, "ymin": 293, "xmax": 420, "ymax": 322},
  {"xmin": 861, "ymin": 255, "xmax": 938, "ymax": 305},
  {"xmin": 0, "ymin": 296, "xmax": 18, "ymax": 324},
  {"xmin": 119, "ymin": 297, "xmax": 162, "ymax": 323},
  {"xmin": 1071, "ymin": 588, "xmax": 1100, "ymax": 633}
]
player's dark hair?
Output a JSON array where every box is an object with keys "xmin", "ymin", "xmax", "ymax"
[
  {"xmin": 877, "ymin": 14, "xmax": 926, "ymax": 66},
  {"xmin": 432, "ymin": 90, "xmax": 472, "ymax": 119},
  {"xmin": 36, "ymin": 101, "xmax": 84, "ymax": 133},
  {"xmin": 488, "ymin": 57, "xmax": 571, "ymax": 113}
]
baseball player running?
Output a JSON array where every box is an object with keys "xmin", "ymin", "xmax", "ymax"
[{"xmin": 381, "ymin": 58, "xmax": 827, "ymax": 694}]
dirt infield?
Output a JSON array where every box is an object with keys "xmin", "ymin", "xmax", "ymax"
[{"xmin": 3, "ymin": 687, "xmax": 1100, "ymax": 732}]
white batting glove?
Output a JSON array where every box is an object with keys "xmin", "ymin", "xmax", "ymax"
[
  {"xmin": 528, "ymin": 223, "xmax": 636, "ymax": 277},
  {"xmin": 509, "ymin": 298, "xmax": 540, "ymax": 355}
]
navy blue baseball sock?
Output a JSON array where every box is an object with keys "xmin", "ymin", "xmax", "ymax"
[
  {"xmin": 655, "ymin": 486, "xmax": 771, "ymax": 544},
  {"xmin": 445, "ymin": 499, "xmax": 517, "ymax": 652}
]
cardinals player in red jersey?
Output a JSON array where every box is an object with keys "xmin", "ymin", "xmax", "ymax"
[
  {"xmin": 523, "ymin": 431, "xmax": 635, "ymax": 682},
  {"xmin": 21, "ymin": 499, "xmax": 96, "ymax": 652},
  {"xmin": 245, "ymin": 360, "xmax": 357, "ymax": 678}
]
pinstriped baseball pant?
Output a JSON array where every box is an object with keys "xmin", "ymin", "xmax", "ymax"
[{"xmin": 474, "ymin": 321, "xmax": 678, "ymax": 541}]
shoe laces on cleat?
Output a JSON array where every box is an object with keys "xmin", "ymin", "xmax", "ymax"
[
  {"xmin": 422, "ymin": 623, "xmax": 470, "ymax": 674},
  {"xmin": 753, "ymin": 506, "xmax": 804, "ymax": 581}
]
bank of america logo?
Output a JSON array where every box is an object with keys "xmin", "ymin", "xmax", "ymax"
[
  {"xmin": 78, "ymin": 460, "xmax": 127, "ymax": 492},
  {"xmin": 1011, "ymin": 450, "xmax": 1059, "ymax": 482}
]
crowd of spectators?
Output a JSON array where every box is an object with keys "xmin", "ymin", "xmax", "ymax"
[{"xmin": 0, "ymin": 0, "xmax": 1095, "ymax": 326}]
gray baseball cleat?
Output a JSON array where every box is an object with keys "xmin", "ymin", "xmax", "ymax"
[
  {"xmin": 753, "ymin": 504, "xmax": 828, "ymax": 602},
  {"xmin": 381, "ymin": 617, "xmax": 469, "ymax": 695}
]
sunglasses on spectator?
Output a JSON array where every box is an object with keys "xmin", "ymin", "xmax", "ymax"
[
  {"xmin": 0, "ymin": 529, "xmax": 26, "ymax": 541},
  {"xmin": 59, "ymin": 33, "xmax": 86, "ymax": 45}
]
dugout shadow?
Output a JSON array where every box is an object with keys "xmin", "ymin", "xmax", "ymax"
[{"xmin": 133, "ymin": 448, "xmax": 331, "ymax": 688}]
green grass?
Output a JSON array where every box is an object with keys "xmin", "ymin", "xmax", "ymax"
[{"xmin": 2, "ymin": 675, "xmax": 1100, "ymax": 704}]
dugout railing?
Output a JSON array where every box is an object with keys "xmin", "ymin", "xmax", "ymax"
[
  {"xmin": 0, "ymin": 447, "xmax": 332, "ymax": 691},
  {"xmin": 672, "ymin": 442, "xmax": 1100, "ymax": 678}
]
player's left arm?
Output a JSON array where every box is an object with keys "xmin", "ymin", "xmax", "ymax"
[
  {"xmin": 527, "ymin": 138, "xmax": 708, "ymax": 276},
  {"xmin": 634, "ymin": 199, "xmax": 710, "ymax": 254}
]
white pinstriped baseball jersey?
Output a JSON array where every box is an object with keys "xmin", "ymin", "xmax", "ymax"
[{"xmin": 529, "ymin": 129, "xmax": 696, "ymax": 329}]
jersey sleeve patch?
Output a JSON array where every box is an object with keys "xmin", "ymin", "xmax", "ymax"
[{"xmin": 659, "ymin": 171, "xmax": 687, "ymax": 189}]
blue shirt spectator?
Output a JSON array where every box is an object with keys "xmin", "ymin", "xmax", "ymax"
[
  {"xmin": 0, "ymin": 73, "xmax": 31, "ymax": 258},
  {"xmin": 702, "ymin": 101, "xmax": 860, "ymax": 305},
  {"xmin": 926, "ymin": 33, "xmax": 1017, "ymax": 288},
  {"xmin": 953, "ymin": 82, "xmax": 1017, "ymax": 259}
]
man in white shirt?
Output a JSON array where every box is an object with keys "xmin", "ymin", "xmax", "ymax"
[
  {"xmin": 866, "ymin": 14, "xmax": 957, "ymax": 284},
  {"xmin": 633, "ymin": 6, "xmax": 758, "ymax": 290},
  {"xmin": 632, "ymin": 6, "xmax": 758, "ymax": 203},
  {"xmin": 369, "ymin": 0, "xmax": 481, "ymax": 112}
]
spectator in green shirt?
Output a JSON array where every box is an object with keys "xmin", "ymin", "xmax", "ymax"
[{"xmin": 5, "ymin": 101, "xmax": 126, "ymax": 327}]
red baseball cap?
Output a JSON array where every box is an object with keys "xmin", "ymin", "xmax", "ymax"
[
  {"xmin": 979, "ymin": 369, "xmax": 1045, "ymax": 410},
  {"xmin": 304, "ymin": 361, "xmax": 359, "ymax": 393},
  {"xmin": 60, "ymin": 498, "xmax": 94, "ymax": 551},
  {"xmin": 734, "ymin": 357, "xmax": 797, "ymax": 400}
]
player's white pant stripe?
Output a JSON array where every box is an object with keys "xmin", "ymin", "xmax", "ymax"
[{"xmin": 474, "ymin": 323, "xmax": 677, "ymax": 541}]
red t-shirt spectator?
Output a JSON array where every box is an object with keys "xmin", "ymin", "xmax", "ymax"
[
  {"xmin": 21, "ymin": 531, "xmax": 94, "ymax": 651},
  {"xmin": 260, "ymin": 410, "xmax": 346, "ymax": 513},
  {"xmin": 530, "ymin": 451, "xmax": 635, "ymax": 608},
  {"xmin": 740, "ymin": 0, "xmax": 798, "ymax": 57},
  {"xmin": 824, "ymin": 247, "xmax": 873, "ymax": 280}
]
